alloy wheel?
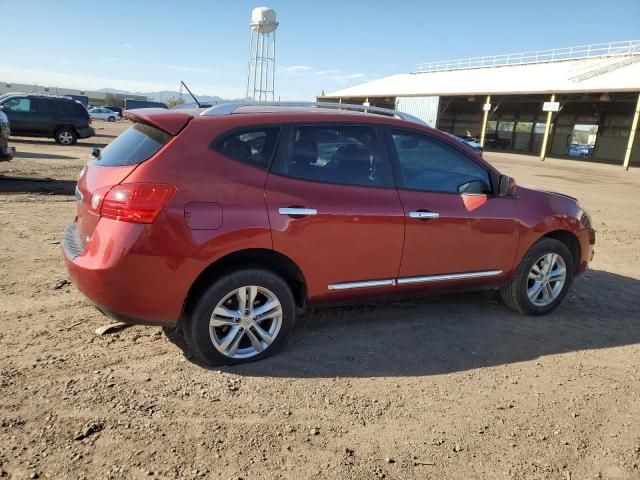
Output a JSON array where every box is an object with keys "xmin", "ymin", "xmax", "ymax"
[
  {"xmin": 209, "ymin": 285, "xmax": 283, "ymax": 359},
  {"xmin": 527, "ymin": 253, "xmax": 567, "ymax": 307},
  {"xmin": 59, "ymin": 131, "xmax": 73, "ymax": 145}
]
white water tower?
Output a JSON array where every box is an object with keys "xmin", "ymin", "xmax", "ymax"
[{"xmin": 245, "ymin": 7, "xmax": 278, "ymax": 101}]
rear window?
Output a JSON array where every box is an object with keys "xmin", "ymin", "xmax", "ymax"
[{"xmin": 97, "ymin": 123, "xmax": 171, "ymax": 166}]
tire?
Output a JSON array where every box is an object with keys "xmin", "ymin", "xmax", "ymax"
[
  {"xmin": 54, "ymin": 128, "xmax": 77, "ymax": 145},
  {"xmin": 184, "ymin": 268, "xmax": 296, "ymax": 366},
  {"xmin": 107, "ymin": 116, "xmax": 115, "ymax": 122},
  {"xmin": 500, "ymin": 237, "xmax": 574, "ymax": 315}
]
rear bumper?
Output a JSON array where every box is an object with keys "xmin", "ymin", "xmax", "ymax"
[
  {"xmin": 62, "ymin": 221, "xmax": 195, "ymax": 326},
  {"xmin": 76, "ymin": 127, "xmax": 95, "ymax": 139}
]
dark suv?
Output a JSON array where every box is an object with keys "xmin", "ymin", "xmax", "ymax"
[
  {"xmin": 0, "ymin": 105, "xmax": 14, "ymax": 159},
  {"xmin": 0, "ymin": 94, "xmax": 94, "ymax": 145},
  {"xmin": 0, "ymin": 107, "xmax": 14, "ymax": 160},
  {"xmin": 63, "ymin": 102, "xmax": 595, "ymax": 366}
]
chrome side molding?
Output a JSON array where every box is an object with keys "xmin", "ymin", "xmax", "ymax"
[
  {"xmin": 328, "ymin": 279, "xmax": 395, "ymax": 291},
  {"xmin": 396, "ymin": 270, "xmax": 503, "ymax": 285},
  {"xmin": 328, "ymin": 270, "xmax": 503, "ymax": 290}
]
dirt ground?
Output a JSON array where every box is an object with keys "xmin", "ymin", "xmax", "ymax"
[{"xmin": 1, "ymin": 120, "xmax": 639, "ymax": 480}]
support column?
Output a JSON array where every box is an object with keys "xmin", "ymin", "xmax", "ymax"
[
  {"xmin": 479, "ymin": 95, "xmax": 491, "ymax": 147},
  {"xmin": 539, "ymin": 93, "xmax": 556, "ymax": 161},
  {"xmin": 623, "ymin": 93, "xmax": 640, "ymax": 170}
]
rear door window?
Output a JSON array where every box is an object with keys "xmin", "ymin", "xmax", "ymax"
[
  {"xmin": 273, "ymin": 125, "xmax": 393, "ymax": 188},
  {"xmin": 32, "ymin": 99, "xmax": 52, "ymax": 113},
  {"xmin": 97, "ymin": 123, "xmax": 171, "ymax": 166}
]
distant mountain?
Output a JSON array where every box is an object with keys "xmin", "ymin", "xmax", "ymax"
[
  {"xmin": 97, "ymin": 87, "xmax": 238, "ymax": 103},
  {"xmin": 97, "ymin": 88, "xmax": 131, "ymax": 95}
]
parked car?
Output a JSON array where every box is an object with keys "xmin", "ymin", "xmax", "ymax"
[
  {"xmin": 104, "ymin": 106, "xmax": 123, "ymax": 117},
  {"xmin": 0, "ymin": 106, "xmax": 15, "ymax": 160},
  {"xmin": 88, "ymin": 107, "xmax": 120, "ymax": 122},
  {"xmin": 123, "ymin": 99, "xmax": 168, "ymax": 110},
  {"xmin": 63, "ymin": 104, "xmax": 595, "ymax": 366},
  {"xmin": 0, "ymin": 93, "xmax": 94, "ymax": 145},
  {"xmin": 484, "ymin": 133, "xmax": 511, "ymax": 149},
  {"xmin": 568, "ymin": 143, "xmax": 594, "ymax": 157},
  {"xmin": 447, "ymin": 133, "xmax": 483, "ymax": 155}
]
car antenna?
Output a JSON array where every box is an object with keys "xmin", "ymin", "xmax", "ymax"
[{"xmin": 180, "ymin": 81, "xmax": 201, "ymax": 107}]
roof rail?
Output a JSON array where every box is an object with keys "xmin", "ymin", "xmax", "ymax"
[
  {"xmin": 7, "ymin": 92, "xmax": 74, "ymax": 100},
  {"xmin": 200, "ymin": 101, "xmax": 426, "ymax": 125}
]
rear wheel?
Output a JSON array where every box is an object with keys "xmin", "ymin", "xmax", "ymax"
[
  {"xmin": 500, "ymin": 238, "xmax": 574, "ymax": 315},
  {"xmin": 184, "ymin": 269, "xmax": 296, "ymax": 366},
  {"xmin": 55, "ymin": 128, "xmax": 77, "ymax": 145}
]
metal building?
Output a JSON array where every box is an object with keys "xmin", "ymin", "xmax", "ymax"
[{"xmin": 318, "ymin": 41, "xmax": 640, "ymax": 169}]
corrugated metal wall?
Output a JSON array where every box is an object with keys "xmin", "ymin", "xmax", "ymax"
[{"xmin": 395, "ymin": 96, "xmax": 440, "ymax": 127}]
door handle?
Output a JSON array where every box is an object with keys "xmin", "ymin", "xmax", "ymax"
[
  {"xmin": 409, "ymin": 211, "xmax": 440, "ymax": 219},
  {"xmin": 278, "ymin": 207, "xmax": 317, "ymax": 216}
]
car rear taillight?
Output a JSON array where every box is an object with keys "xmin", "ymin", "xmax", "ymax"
[
  {"xmin": 89, "ymin": 183, "xmax": 176, "ymax": 224},
  {"xmin": 87, "ymin": 117, "xmax": 92, "ymax": 125},
  {"xmin": 88, "ymin": 186, "xmax": 112, "ymax": 215}
]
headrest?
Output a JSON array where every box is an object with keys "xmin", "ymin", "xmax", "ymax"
[
  {"xmin": 333, "ymin": 144, "xmax": 371, "ymax": 180},
  {"xmin": 292, "ymin": 139, "xmax": 318, "ymax": 165},
  {"xmin": 223, "ymin": 137, "xmax": 251, "ymax": 162}
]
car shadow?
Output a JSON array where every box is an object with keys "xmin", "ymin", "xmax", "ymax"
[
  {"xmin": 0, "ymin": 175, "xmax": 76, "ymax": 195},
  {"xmin": 13, "ymin": 151, "xmax": 77, "ymax": 160},
  {"xmin": 169, "ymin": 269, "xmax": 640, "ymax": 377},
  {"xmin": 10, "ymin": 138, "xmax": 109, "ymax": 148}
]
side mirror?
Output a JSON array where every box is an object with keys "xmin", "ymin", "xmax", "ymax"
[{"xmin": 498, "ymin": 175, "xmax": 517, "ymax": 196}]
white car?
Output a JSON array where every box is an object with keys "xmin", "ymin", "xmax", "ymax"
[{"xmin": 88, "ymin": 107, "xmax": 120, "ymax": 122}]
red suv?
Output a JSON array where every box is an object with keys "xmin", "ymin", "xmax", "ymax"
[{"xmin": 63, "ymin": 103, "xmax": 595, "ymax": 365}]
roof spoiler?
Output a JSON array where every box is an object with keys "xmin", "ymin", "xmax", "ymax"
[{"xmin": 124, "ymin": 108, "xmax": 194, "ymax": 135}]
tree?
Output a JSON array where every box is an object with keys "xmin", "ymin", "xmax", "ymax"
[
  {"xmin": 166, "ymin": 97, "xmax": 186, "ymax": 109},
  {"xmin": 104, "ymin": 93, "xmax": 121, "ymax": 107}
]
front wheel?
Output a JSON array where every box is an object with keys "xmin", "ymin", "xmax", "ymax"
[
  {"xmin": 107, "ymin": 116, "xmax": 116, "ymax": 122},
  {"xmin": 184, "ymin": 269, "xmax": 296, "ymax": 366},
  {"xmin": 500, "ymin": 238, "xmax": 574, "ymax": 315}
]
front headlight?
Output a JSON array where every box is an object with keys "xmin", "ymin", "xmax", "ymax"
[{"xmin": 579, "ymin": 208, "xmax": 592, "ymax": 229}]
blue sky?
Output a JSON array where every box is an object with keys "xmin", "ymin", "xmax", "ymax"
[{"xmin": 0, "ymin": 0, "xmax": 638, "ymax": 99}]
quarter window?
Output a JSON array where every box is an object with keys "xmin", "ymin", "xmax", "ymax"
[
  {"xmin": 391, "ymin": 130, "xmax": 491, "ymax": 194},
  {"xmin": 274, "ymin": 125, "xmax": 392, "ymax": 188},
  {"xmin": 217, "ymin": 128, "xmax": 280, "ymax": 170}
]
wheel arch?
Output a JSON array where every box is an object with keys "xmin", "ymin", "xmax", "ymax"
[
  {"xmin": 541, "ymin": 229, "xmax": 581, "ymax": 273},
  {"xmin": 53, "ymin": 125, "xmax": 78, "ymax": 136},
  {"xmin": 182, "ymin": 248, "xmax": 307, "ymax": 318}
]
